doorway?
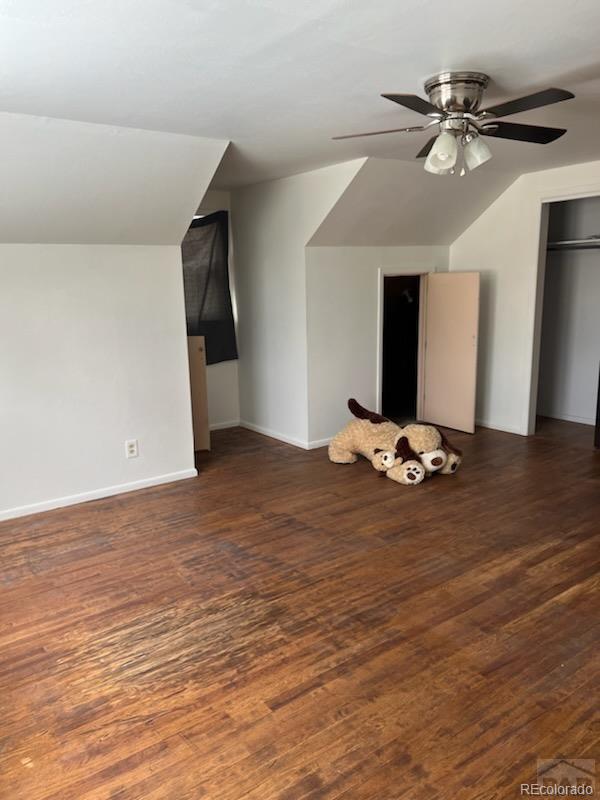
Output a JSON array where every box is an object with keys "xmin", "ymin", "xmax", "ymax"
[
  {"xmin": 381, "ymin": 275, "xmax": 421, "ymax": 422},
  {"xmin": 534, "ymin": 198, "xmax": 600, "ymax": 448},
  {"xmin": 378, "ymin": 270, "xmax": 480, "ymax": 433}
]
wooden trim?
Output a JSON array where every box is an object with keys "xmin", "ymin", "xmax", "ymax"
[
  {"xmin": 595, "ymin": 362, "xmax": 600, "ymax": 449},
  {"xmin": 416, "ymin": 274, "xmax": 428, "ymax": 421},
  {"xmin": 187, "ymin": 336, "xmax": 210, "ymax": 451}
]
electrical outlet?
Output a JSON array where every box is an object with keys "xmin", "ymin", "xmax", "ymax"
[{"xmin": 125, "ymin": 439, "xmax": 139, "ymax": 459}]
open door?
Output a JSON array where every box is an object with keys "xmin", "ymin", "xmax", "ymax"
[{"xmin": 417, "ymin": 272, "xmax": 480, "ymax": 433}]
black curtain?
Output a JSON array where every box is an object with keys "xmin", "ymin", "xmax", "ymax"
[{"xmin": 181, "ymin": 210, "xmax": 238, "ymax": 365}]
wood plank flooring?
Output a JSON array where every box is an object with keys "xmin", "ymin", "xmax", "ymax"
[{"xmin": 1, "ymin": 418, "xmax": 599, "ymax": 799}]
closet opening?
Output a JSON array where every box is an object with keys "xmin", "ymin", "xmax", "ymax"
[
  {"xmin": 535, "ymin": 197, "xmax": 600, "ymax": 448},
  {"xmin": 381, "ymin": 274, "xmax": 421, "ymax": 422}
]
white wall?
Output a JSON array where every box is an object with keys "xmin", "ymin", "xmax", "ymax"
[
  {"xmin": 231, "ymin": 160, "xmax": 365, "ymax": 447},
  {"xmin": 306, "ymin": 246, "xmax": 448, "ymax": 444},
  {"xmin": 0, "ymin": 245, "xmax": 196, "ymax": 520},
  {"xmin": 537, "ymin": 199, "xmax": 600, "ymax": 425},
  {"xmin": 0, "ymin": 112, "xmax": 228, "ymax": 245},
  {"xmin": 223, "ymin": 154, "xmax": 535, "ymax": 447},
  {"xmin": 0, "ymin": 115, "xmax": 227, "ymax": 519},
  {"xmin": 197, "ymin": 189, "xmax": 240, "ymax": 430},
  {"xmin": 449, "ymin": 160, "xmax": 600, "ymax": 435},
  {"xmin": 203, "ymin": 360, "xmax": 240, "ymax": 430}
]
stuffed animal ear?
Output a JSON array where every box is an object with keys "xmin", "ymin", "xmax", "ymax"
[
  {"xmin": 395, "ymin": 436, "xmax": 418, "ymax": 463},
  {"xmin": 348, "ymin": 398, "xmax": 389, "ymax": 424},
  {"xmin": 439, "ymin": 429, "xmax": 463, "ymax": 457}
]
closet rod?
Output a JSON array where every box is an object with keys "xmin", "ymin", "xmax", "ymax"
[{"xmin": 547, "ymin": 238, "xmax": 600, "ymax": 251}]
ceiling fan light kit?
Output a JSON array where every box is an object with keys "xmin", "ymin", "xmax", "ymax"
[
  {"xmin": 462, "ymin": 131, "xmax": 492, "ymax": 171},
  {"xmin": 333, "ymin": 71, "xmax": 574, "ymax": 177},
  {"xmin": 424, "ymin": 131, "xmax": 458, "ymax": 174}
]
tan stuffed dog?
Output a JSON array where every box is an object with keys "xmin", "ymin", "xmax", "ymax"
[
  {"xmin": 329, "ymin": 415, "xmax": 426, "ymax": 485},
  {"xmin": 328, "ymin": 399, "xmax": 462, "ymax": 485}
]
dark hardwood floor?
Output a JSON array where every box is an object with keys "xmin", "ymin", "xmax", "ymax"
[{"xmin": 1, "ymin": 418, "xmax": 598, "ymax": 799}]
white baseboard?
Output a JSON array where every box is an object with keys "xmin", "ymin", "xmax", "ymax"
[
  {"xmin": 209, "ymin": 420, "xmax": 240, "ymax": 431},
  {"xmin": 0, "ymin": 468, "xmax": 198, "ymax": 522},
  {"xmin": 239, "ymin": 420, "xmax": 310, "ymax": 450},
  {"xmin": 539, "ymin": 412, "xmax": 595, "ymax": 426},
  {"xmin": 475, "ymin": 418, "xmax": 526, "ymax": 435},
  {"xmin": 307, "ymin": 436, "xmax": 332, "ymax": 450},
  {"xmin": 476, "ymin": 412, "xmax": 595, "ymax": 435},
  {"xmin": 235, "ymin": 421, "xmax": 332, "ymax": 451}
]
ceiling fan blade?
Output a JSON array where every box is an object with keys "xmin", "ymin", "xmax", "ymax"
[
  {"xmin": 382, "ymin": 93, "xmax": 442, "ymax": 117},
  {"xmin": 480, "ymin": 121, "xmax": 566, "ymax": 144},
  {"xmin": 416, "ymin": 137, "xmax": 436, "ymax": 158},
  {"xmin": 480, "ymin": 88, "xmax": 574, "ymax": 119},
  {"xmin": 332, "ymin": 124, "xmax": 429, "ymax": 140}
]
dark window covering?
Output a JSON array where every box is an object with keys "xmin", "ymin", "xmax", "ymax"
[{"xmin": 181, "ymin": 210, "xmax": 238, "ymax": 365}]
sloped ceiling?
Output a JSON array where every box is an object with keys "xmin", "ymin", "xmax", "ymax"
[
  {"xmin": 0, "ymin": 112, "xmax": 228, "ymax": 244},
  {"xmin": 1, "ymin": 1, "xmax": 599, "ymax": 186},
  {"xmin": 309, "ymin": 158, "xmax": 519, "ymax": 246}
]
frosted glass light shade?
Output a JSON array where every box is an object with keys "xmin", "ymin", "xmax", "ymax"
[
  {"xmin": 464, "ymin": 134, "xmax": 492, "ymax": 170},
  {"xmin": 424, "ymin": 132, "xmax": 458, "ymax": 174}
]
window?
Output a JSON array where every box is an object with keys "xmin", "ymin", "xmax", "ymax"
[{"xmin": 181, "ymin": 210, "xmax": 237, "ymax": 365}]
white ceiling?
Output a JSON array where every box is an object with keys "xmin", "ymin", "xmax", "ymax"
[
  {"xmin": 1, "ymin": 0, "xmax": 600, "ymax": 187},
  {"xmin": 0, "ymin": 112, "xmax": 227, "ymax": 243},
  {"xmin": 310, "ymin": 159, "xmax": 519, "ymax": 246}
]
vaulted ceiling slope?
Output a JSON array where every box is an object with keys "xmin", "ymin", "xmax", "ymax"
[
  {"xmin": 309, "ymin": 158, "xmax": 519, "ymax": 246},
  {"xmin": 0, "ymin": 113, "xmax": 228, "ymax": 244},
  {"xmin": 1, "ymin": 1, "xmax": 599, "ymax": 187}
]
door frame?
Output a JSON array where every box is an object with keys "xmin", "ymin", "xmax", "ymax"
[
  {"xmin": 528, "ymin": 188, "xmax": 600, "ymax": 435},
  {"xmin": 375, "ymin": 269, "xmax": 428, "ymax": 414}
]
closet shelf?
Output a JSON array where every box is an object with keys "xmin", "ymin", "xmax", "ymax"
[{"xmin": 547, "ymin": 237, "xmax": 600, "ymax": 251}]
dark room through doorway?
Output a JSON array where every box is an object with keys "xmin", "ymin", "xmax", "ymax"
[{"xmin": 381, "ymin": 274, "xmax": 421, "ymax": 422}]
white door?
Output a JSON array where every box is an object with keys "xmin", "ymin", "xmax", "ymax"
[{"xmin": 417, "ymin": 272, "xmax": 480, "ymax": 433}]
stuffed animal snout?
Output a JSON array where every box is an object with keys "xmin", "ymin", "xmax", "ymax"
[
  {"xmin": 419, "ymin": 448, "xmax": 447, "ymax": 473},
  {"xmin": 440, "ymin": 451, "xmax": 462, "ymax": 474}
]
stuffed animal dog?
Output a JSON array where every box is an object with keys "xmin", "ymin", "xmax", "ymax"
[{"xmin": 328, "ymin": 399, "xmax": 462, "ymax": 485}]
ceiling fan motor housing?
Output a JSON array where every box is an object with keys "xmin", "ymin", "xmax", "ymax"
[{"xmin": 424, "ymin": 71, "xmax": 490, "ymax": 114}]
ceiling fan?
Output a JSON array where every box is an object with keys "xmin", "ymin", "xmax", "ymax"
[{"xmin": 333, "ymin": 71, "xmax": 574, "ymax": 175}]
